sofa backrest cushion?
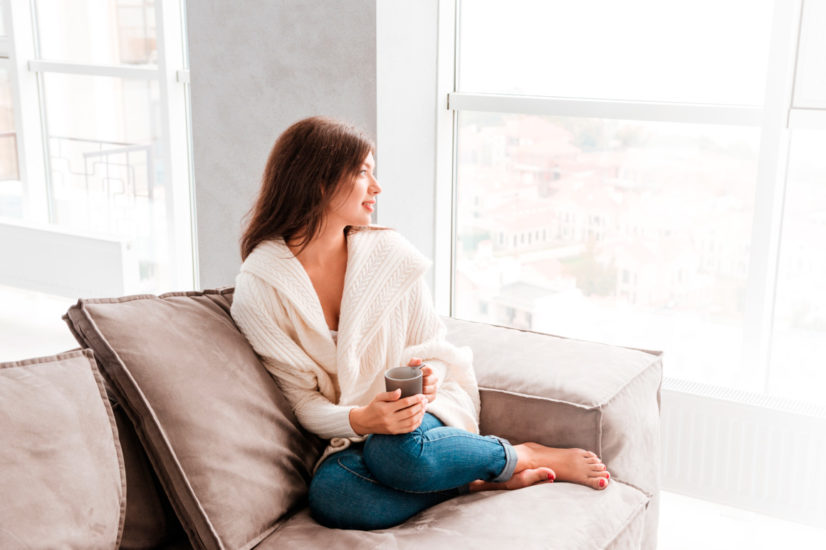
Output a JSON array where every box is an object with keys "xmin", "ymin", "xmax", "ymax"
[
  {"xmin": 0, "ymin": 349, "xmax": 125, "ymax": 549},
  {"xmin": 64, "ymin": 288, "xmax": 324, "ymax": 550}
]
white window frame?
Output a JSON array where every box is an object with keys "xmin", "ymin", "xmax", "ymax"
[
  {"xmin": 438, "ymin": 0, "xmax": 826, "ymax": 395},
  {"xmin": 0, "ymin": 0, "xmax": 196, "ymax": 293}
]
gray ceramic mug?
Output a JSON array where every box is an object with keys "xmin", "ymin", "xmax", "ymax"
[{"xmin": 384, "ymin": 365, "xmax": 424, "ymax": 398}]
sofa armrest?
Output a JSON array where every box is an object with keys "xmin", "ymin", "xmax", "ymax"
[{"xmin": 444, "ymin": 317, "xmax": 663, "ymax": 549}]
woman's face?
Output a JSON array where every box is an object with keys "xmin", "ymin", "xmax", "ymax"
[{"xmin": 326, "ymin": 151, "xmax": 381, "ymax": 228}]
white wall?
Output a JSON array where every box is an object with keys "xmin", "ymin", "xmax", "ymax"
[{"xmin": 188, "ymin": 0, "xmax": 377, "ymax": 288}]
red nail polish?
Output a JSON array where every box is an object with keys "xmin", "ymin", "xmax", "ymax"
[
  {"xmin": 606, "ymin": 472, "xmax": 610, "ymax": 479},
  {"xmin": 548, "ymin": 473, "xmax": 554, "ymax": 481},
  {"xmin": 599, "ymin": 479, "xmax": 606, "ymax": 487}
]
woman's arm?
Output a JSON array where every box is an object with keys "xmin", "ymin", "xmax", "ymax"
[
  {"xmin": 231, "ymin": 273, "xmax": 360, "ymax": 439},
  {"xmin": 268, "ymin": 364, "xmax": 360, "ymax": 438}
]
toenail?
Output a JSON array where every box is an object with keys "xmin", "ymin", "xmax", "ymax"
[
  {"xmin": 606, "ymin": 472, "xmax": 610, "ymax": 479},
  {"xmin": 599, "ymin": 479, "xmax": 605, "ymax": 488}
]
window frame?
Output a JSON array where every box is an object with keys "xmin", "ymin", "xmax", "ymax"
[{"xmin": 0, "ymin": 0, "xmax": 196, "ymax": 292}]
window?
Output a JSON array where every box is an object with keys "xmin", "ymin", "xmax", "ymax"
[
  {"xmin": 0, "ymin": 0, "xmax": 192, "ymax": 361},
  {"xmin": 449, "ymin": 0, "xmax": 826, "ymax": 405},
  {"xmin": 0, "ymin": 0, "xmax": 193, "ymax": 295}
]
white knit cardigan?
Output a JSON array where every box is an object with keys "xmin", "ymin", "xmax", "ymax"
[{"xmin": 230, "ymin": 228, "xmax": 480, "ymax": 466}]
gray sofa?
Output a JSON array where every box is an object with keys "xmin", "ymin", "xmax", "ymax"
[{"xmin": 0, "ymin": 288, "xmax": 662, "ymax": 549}]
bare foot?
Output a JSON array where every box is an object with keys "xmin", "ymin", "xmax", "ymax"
[
  {"xmin": 514, "ymin": 443, "xmax": 610, "ymax": 490},
  {"xmin": 469, "ymin": 467, "xmax": 556, "ymax": 493}
]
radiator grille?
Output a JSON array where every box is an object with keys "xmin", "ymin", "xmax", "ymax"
[{"xmin": 661, "ymin": 379, "xmax": 826, "ymax": 528}]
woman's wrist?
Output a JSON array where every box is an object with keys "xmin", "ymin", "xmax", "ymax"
[{"xmin": 349, "ymin": 406, "xmax": 367, "ymax": 436}]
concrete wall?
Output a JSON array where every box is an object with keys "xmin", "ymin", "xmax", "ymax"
[{"xmin": 188, "ymin": 1, "xmax": 377, "ymax": 288}]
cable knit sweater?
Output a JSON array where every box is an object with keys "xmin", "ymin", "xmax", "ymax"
[{"xmin": 230, "ymin": 228, "xmax": 480, "ymax": 467}]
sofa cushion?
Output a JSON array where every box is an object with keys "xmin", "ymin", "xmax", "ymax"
[
  {"xmin": 0, "ymin": 349, "xmax": 125, "ymax": 549},
  {"xmin": 258, "ymin": 480, "xmax": 649, "ymax": 549},
  {"xmin": 64, "ymin": 289, "xmax": 325, "ymax": 550},
  {"xmin": 443, "ymin": 317, "xmax": 663, "ymax": 550}
]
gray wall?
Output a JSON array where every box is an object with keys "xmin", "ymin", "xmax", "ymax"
[{"xmin": 188, "ymin": 1, "xmax": 377, "ymax": 288}]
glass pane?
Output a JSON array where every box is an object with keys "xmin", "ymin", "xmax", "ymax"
[
  {"xmin": 459, "ymin": 0, "xmax": 773, "ymax": 106},
  {"xmin": 0, "ymin": 65, "xmax": 20, "ymax": 217},
  {"xmin": 769, "ymin": 130, "xmax": 826, "ymax": 404},
  {"xmin": 42, "ymin": 72, "xmax": 169, "ymax": 293},
  {"xmin": 454, "ymin": 112, "xmax": 761, "ymax": 388},
  {"xmin": 36, "ymin": 0, "xmax": 157, "ymax": 65}
]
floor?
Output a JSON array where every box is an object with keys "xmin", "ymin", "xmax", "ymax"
[
  {"xmin": 658, "ymin": 491, "xmax": 825, "ymax": 549},
  {"xmin": 3, "ymin": 285, "xmax": 825, "ymax": 546}
]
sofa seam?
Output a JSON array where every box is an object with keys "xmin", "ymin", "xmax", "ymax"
[
  {"xmin": 67, "ymin": 301, "xmax": 222, "ymax": 550},
  {"xmin": 599, "ymin": 484, "xmax": 650, "ymax": 550},
  {"xmin": 609, "ymin": 477, "xmax": 653, "ymax": 500},
  {"xmin": 83, "ymin": 351, "xmax": 129, "ymax": 550},
  {"xmin": 66, "ymin": 287, "xmax": 235, "ymax": 306},
  {"xmin": 601, "ymin": 355, "xmax": 664, "ymax": 408},
  {"xmin": 478, "ymin": 386, "xmax": 601, "ymax": 410},
  {"xmin": 0, "ymin": 347, "xmax": 92, "ymax": 369},
  {"xmin": 478, "ymin": 358, "xmax": 662, "ymax": 410}
]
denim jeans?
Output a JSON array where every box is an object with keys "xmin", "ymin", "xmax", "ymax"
[{"xmin": 308, "ymin": 413, "xmax": 518, "ymax": 530}]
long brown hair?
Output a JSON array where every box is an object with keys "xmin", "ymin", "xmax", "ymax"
[{"xmin": 240, "ymin": 116, "xmax": 375, "ymax": 260}]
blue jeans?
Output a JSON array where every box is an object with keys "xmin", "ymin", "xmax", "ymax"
[{"xmin": 308, "ymin": 413, "xmax": 518, "ymax": 530}]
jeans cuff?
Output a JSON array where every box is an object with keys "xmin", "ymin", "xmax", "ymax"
[{"xmin": 489, "ymin": 435, "xmax": 517, "ymax": 482}]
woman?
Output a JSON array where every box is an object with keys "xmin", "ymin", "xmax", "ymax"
[{"xmin": 231, "ymin": 116, "xmax": 610, "ymax": 530}]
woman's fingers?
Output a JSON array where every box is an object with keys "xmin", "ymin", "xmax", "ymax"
[
  {"xmin": 408, "ymin": 357, "xmax": 423, "ymax": 367},
  {"xmin": 376, "ymin": 389, "xmax": 402, "ymax": 402},
  {"xmin": 397, "ymin": 403, "xmax": 426, "ymax": 432},
  {"xmin": 389, "ymin": 394, "xmax": 423, "ymax": 411},
  {"xmin": 398, "ymin": 403, "xmax": 424, "ymax": 423},
  {"xmin": 394, "ymin": 396, "xmax": 427, "ymax": 419},
  {"xmin": 421, "ymin": 365, "xmax": 438, "ymax": 403}
]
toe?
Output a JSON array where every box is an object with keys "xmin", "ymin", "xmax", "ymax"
[
  {"xmin": 540, "ymin": 467, "xmax": 556, "ymax": 482},
  {"xmin": 508, "ymin": 467, "xmax": 556, "ymax": 489},
  {"xmin": 586, "ymin": 457, "xmax": 600, "ymax": 465},
  {"xmin": 591, "ymin": 477, "xmax": 608, "ymax": 490}
]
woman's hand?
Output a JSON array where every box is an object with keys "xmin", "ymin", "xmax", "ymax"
[
  {"xmin": 349, "ymin": 389, "xmax": 428, "ymax": 436},
  {"xmin": 408, "ymin": 357, "xmax": 439, "ymax": 403}
]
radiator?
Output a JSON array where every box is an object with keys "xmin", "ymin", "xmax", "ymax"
[{"xmin": 661, "ymin": 378, "xmax": 826, "ymax": 528}]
